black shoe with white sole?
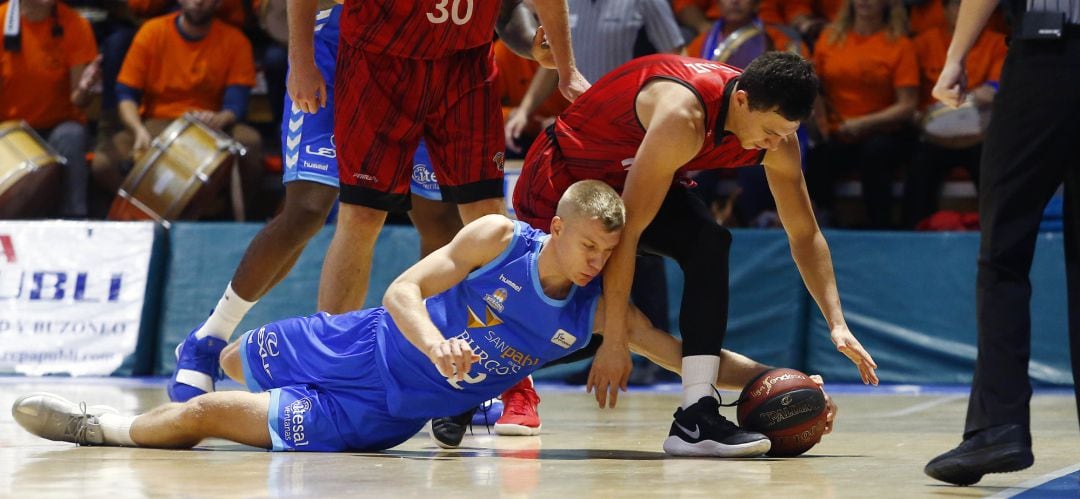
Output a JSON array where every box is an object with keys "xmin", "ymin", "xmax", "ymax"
[
  {"xmin": 429, "ymin": 407, "xmax": 478, "ymax": 449},
  {"xmin": 662, "ymin": 396, "xmax": 771, "ymax": 457}
]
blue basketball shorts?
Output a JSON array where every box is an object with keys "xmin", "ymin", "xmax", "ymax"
[{"xmin": 240, "ymin": 309, "xmax": 428, "ymax": 451}]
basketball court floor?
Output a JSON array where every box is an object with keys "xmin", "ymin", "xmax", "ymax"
[{"xmin": 1, "ymin": 378, "xmax": 1077, "ymax": 498}]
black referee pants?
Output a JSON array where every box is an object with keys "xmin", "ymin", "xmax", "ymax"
[{"xmin": 965, "ymin": 32, "xmax": 1080, "ymax": 436}]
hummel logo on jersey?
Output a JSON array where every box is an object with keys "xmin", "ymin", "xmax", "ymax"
[
  {"xmin": 676, "ymin": 422, "xmax": 701, "ymax": 440},
  {"xmin": 550, "ymin": 329, "xmax": 576, "ymax": 349},
  {"xmin": 498, "ymin": 274, "xmax": 522, "ymax": 292}
]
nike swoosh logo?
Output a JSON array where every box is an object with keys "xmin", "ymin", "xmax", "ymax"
[{"xmin": 676, "ymin": 422, "xmax": 700, "ymax": 440}]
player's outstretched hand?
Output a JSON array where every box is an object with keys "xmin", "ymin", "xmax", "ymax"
[
  {"xmin": 932, "ymin": 60, "xmax": 968, "ymax": 109},
  {"xmin": 586, "ymin": 340, "xmax": 631, "ymax": 408},
  {"xmin": 830, "ymin": 325, "xmax": 878, "ymax": 385},
  {"xmin": 808, "ymin": 374, "xmax": 836, "ymax": 434},
  {"xmin": 287, "ymin": 57, "xmax": 327, "ymax": 114},
  {"xmin": 427, "ymin": 338, "xmax": 481, "ymax": 381}
]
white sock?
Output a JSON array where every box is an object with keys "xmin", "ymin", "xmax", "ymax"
[
  {"xmin": 196, "ymin": 282, "xmax": 257, "ymax": 341},
  {"xmin": 99, "ymin": 413, "xmax": 137, "ymax": 447},
  {"xmin": 681, "ymin": 355, "xmax": 721, "ymax": 409}
]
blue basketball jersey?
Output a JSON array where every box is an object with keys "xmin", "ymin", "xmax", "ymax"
[{"xmin": 376, "ymin": 221, "xmax": 601, "ymax": 418}]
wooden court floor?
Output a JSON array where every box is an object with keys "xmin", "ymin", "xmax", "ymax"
[{"xmin": 1, "ymin": 378, "xmax": 1077, "ymax": 498}]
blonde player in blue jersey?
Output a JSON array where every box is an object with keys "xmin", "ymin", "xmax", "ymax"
[
  {"xmin": 13, "ymin": 181, "xmax": 826, "ymax": 456},
  {"xmin": 168, "ymin": 0, "xmax": 565, "ymax": 405}
]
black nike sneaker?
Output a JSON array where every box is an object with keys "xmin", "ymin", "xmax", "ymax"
[
  {"xmin": 429, "ymin": 406, "xmax": 479, "ymax": 449},
  {"xmin": 662, "ymin": 396, "xmax": 771, "ymax": 457}
]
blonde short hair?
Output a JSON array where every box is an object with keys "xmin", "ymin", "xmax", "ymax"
[{"xmin": 555, "ymin": 180, "xmax": 626, "ymax": 232}]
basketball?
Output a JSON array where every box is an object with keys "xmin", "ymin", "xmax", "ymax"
[{"xmin": 736, "ymin": 368, "xmax": 828, "ymax": 457}]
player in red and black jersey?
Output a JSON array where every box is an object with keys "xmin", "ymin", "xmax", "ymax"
[
  {"xmin": 285, "ymin": 0, "xmax": 587, "ymax": 314},
  {"xmin": 282, "ymin": 0, "xmax": 587, "ymax": 446},
  {"xmin": 514, "ymin": 52, "xmax": 879, "ymax": 457}
]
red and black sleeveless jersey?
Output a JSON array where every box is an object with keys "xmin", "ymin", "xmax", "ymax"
[
  {"xmin": 550, "ymin": 54, "xmax": 766, "ymax": 192},
  {"xmin": 341, "ymin": 0, "xmax": 499, "ymax": 59}
]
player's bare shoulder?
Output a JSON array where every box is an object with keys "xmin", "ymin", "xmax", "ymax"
[
  {"xmin": 454, "ymin": 214, "xmax": 517, "ymax": 262},
  {"xmin": 636, "ymin": 80, "xmax": 707, "ymax": 132}
]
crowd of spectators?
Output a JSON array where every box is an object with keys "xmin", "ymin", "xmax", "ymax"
[{"xmin": 0, "ymin": 0, "xmax": 1014, "ymax": 229}]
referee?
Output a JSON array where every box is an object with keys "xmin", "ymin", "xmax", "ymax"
[{"xmin": 924, "ymin": 0, "xmax": 1080, "ymax": 487}]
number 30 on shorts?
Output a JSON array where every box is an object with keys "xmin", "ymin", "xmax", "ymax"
[{"xmin": 427, "ymin": 0, "xmax": 473, "ymax": 25}]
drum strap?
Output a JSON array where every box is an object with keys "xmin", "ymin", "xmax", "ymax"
[
  {"xmin": 4, "ymin": 2, "xmax": 62, "ymax": 52},
  {"xmin": 3, "ymin": 0, "xmax": 20, "ymax": 51},
  {"xmin": 703, "ymin": 19, "xmax": 764, "ymax": 63}
]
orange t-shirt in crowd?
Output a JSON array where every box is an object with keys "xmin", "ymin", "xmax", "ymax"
[
  {"xmin": 685, "ymin": 23, "xmax": 809, "ymax": 61},
  {"xmin": 0, "ymin": 3, "xmax": 99, "ymax": 129},
  {"xmin": 914, "ymin": 25, "xmax": 1005, "ymax": 109},
  {"xmin": 671, "ymin": 0, "xmax": 839, "ymax": 27},
  {"xmin": 126, "ymin": 0, "xmax": 247, "ymax": 27},
  {"xmin": 812, "ymin": 27, "xmax": 919, "ymax": 126},
  {"xmin": 671, "ymin": 0, "xmax": 722, "ymax": 22},
  {"xmin": 118, "ymin": 13, "xmax": 256, "ymax": 120},
  {"xmin": 909, "ymin": 0, "xmax": 946, "ymax": 34},
  {"xmin": 818, "ymin": 0, "xmax": 844, "ymax": 20},
  {"xmin": 493, "ymin": 41, "xmax": 568, "ymax": 122},
  {"xmin": 909, "ymin": 1, "xmax": 1010, "ymax": 35},
  {"xmin": 759, "ymin": 0, "xmax": 812, "ymax": 25}
]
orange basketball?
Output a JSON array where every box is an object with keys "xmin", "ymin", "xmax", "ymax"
[{"xmin": 736, "ymin": 368, "xmax": 827, "ymax": 457}]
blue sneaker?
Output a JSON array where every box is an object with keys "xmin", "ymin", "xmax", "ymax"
[
  {"xmin": 167, "ymin": 325, "xmax": 227, "ymax": 402},
  {"xmin": 472, "ymin": 398, "xmax": 504, "ymax": 427}
]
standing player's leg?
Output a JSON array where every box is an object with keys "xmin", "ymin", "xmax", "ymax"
[
  {"xmin": 12, "ymin": 391, "xmax": 272, "ymax": 450},
  {"xmin": 319, "ymin": 41, "xmax": 432, "ymax": 314},
  {"xmin": 169, "ymin": 8, "xmax": 342, "ymax": 401},
  {"xmin": 408, "ymin": 139, "xmax": 465, "ymax": 257},
  {"xmin": 636, "ymin": 187, "xmax": 771, "ymax": 457},
  {"xmin": 411, "ymin": 196, "xmax": 464, "ymax": 256},
  {"xmin": 317, "ymin": 204, "xmax": 388, "ymax": 313}
]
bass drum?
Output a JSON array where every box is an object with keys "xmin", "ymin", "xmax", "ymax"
[
  {"xmin": 0, "ymin": 121, "xmax": 64, "ymax": 218},
  {"xmin": 108, "ymin": 114, "xmax": 245, "ymax": 226}
]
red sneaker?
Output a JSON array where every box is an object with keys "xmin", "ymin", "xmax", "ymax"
[{"xmin": 495, "ymin": 376, "xmax": 541, "ymax": 436}]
